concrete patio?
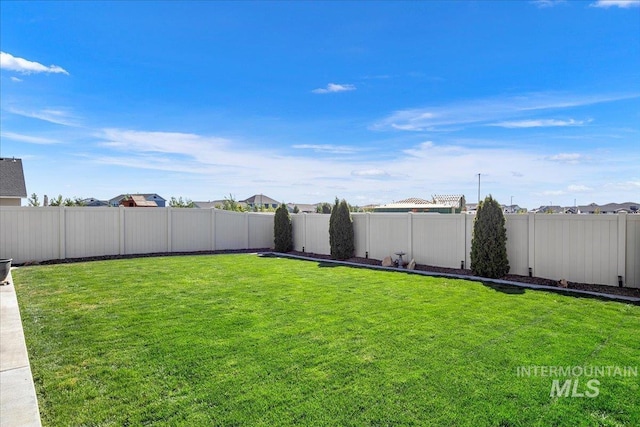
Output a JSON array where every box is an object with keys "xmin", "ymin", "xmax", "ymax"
[{"xmin": 0, "ymin": 271, "xmax": 42, "ymax": 427}]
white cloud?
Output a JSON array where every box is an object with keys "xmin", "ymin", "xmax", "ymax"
[
  {"xmin": 0, "ymin": 52, "xmax": 69, "ymax": 75},
  {"xmin": 546, "ymin": 153, "xmax": 586, "ymax": 163},
  {"xmin": 292, "ymin": 144, "xmax": 359, "ymax": 154},
  {"xmin": 567, "ymin": 184, "xmax": 593, "ymax": 192},
  {"xmin": 1, "ymin": 131, "xmax": 61, "ymax": 145},
  {"xmin": 7, "ymin": 107, "xmax": 79, "ymax": 126},
  {"xmin": 312, "ymin": 83, "xmax": 356, "ymax": 94},
  {"xmin": 531, "ymin": 0, "xmax": 566, "ymax": 7},
  {"xmin": 490, "ymin": 118, "xmax": 589, "ymax": 128},
  {"xmin": 10, "ymin": 76, "xmax": 23, "ymax": 82},
  {"xmin": 68, "ymin": 127, "xmax": 635, "ymax": 208},
  {"xmin": 541, "ymin": 190, "xmax": 566, "ymax": 196},
  {"xmin": 590, "ymin": 0, "xmax": 640, "ymax": 8},
  {"xmin": 351, "ymin": 169, "xmax": 391, "ymax": 179},
  {"xmin": 374, "ymin": 92, "xmax": 638, "ymax": 132}
]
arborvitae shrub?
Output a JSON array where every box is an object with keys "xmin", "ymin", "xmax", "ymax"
[
  {"xmin": 471, "ymin": 195, "xmax": 510, "ymax": 278},
  {"xmin": 273, "ymin": 203, "xmax": 293, "ymax": 252},
  {"xmin": 329, "ymin": 198, "xmax": 355, "ymax": 260}
]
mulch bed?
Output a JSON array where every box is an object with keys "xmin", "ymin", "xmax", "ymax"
[{"xmin": 288, "ymin": 251, "xmax": 640, "ymax": 299}]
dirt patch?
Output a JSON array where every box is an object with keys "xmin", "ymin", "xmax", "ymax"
[{"xmin": 289, "ymin": 251, "xmax": 640, "ymax": 299}]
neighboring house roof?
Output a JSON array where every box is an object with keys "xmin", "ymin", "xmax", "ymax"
[
  {"xmin": 577, "ymin": 202, "xmax": 640, "ymax": 214},
  {"xmin": 120, "ymin": 195, "xmax": 157, "ymax": 207},
  {"xmin": 193, "ymin": 201, "xmax": 219, "ymax": 209},
  {"xmin": 0, "ymin": 157, "xmax": 27, "ymax": 198},
  {"xmin": 109, "ymin": 193, "xmax": 166, "ymax": 205},
  {"xmin": 81, "ymin": 198, "xmax": 109, "ymax": 207},
  {"xmin": 241, "ymin": 194, "xmax": 280, "ymax": 206},
  {"xmin": 432, "ymin": 194, "xmax": 465, "ymax": 207},
  {"xmin": 287, "ymin": 203, "xmax": 317, "ymax": 213},
  {"xmin": 395, "ymin": 197, "xmax": 432, "ymax": 205}
]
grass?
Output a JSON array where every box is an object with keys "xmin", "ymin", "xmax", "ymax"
[{"xmin": 14, "ymin": 254, "xmax": 640, "ymax": 426}]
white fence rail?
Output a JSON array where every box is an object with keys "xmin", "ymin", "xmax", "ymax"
[{"xmin": 1, "ymin": 208, "xmax": 638, "ymax": 288}]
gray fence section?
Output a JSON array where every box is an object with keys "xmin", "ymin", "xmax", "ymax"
[
  {"xmin": 0, "ymin": 207, "xmax": 274, "ymax": 263},
  {"xmin": 1, "ymin": 208, "xmax": 638, "ymax": 287},
  {"xmin": 291, "ymin": 213, "xmax": 638, "ymax": 288}
]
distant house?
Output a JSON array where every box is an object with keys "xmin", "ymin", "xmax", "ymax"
[
  {"xmin": 374, "ymin": 195, "xmax": 465, "ymax": 214},
  {"xmin": 0, "ymin": 157, "xmax": 27, "ymax": 206},
  {"xmin": 532, "ymin": 205, "xmax": 564, "ymax": 214},
  {"xmin": 109, "ymin": 193, "xmax": 165, "ymax": 207},
  {"xmin": 241, "ymin": 194, "xmax": 280, "ymax": 210},
  {"xmin": 118, "ymin": 195, "xmax": 158, "ymax": 207},
  {"xmin": 577, "ymin": 202, "xmax": 639, "ymax": 214},
  {"xmin": 287, "ymin": 203, "xmax": 317, "ymax": 213},
  {"xmin": 81, "ymin": 197, "xmax": 109, "ymax": 207}
]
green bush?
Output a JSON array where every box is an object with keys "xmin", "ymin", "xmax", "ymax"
[
  {"xmin": 471, "ymin": 195, "xmax": 510, "ymax": 278},
  {"xmin": 329, "ymin": 198, "xmax": 355, "ymax": 260},
  {"xmin": 274, "ymin": 203, "xmax": 293, "ymax": 252}
]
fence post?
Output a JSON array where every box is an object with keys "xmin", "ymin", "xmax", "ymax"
[
  {"xmin": 459, "ymin": 214, "xmax": 466, "ymax": 269},
  {"xmin": 407, "ymin": 212, "xmax": 413, "ymax": 260},
  {"xmin": 366, "ymin": 212, "xmax": 371, "ymax": 258},
  {"xmin": 303, "ymin": 213, "xmax": 307, "ymax": 252},
  {"xmin": 211, "ymin": 209, "xmax": 216, "ymax": 251},
  {"xmin": 167, "ymin": 208, "xmax": 172, "ymax": 252},
  {"xmin": 528, "ymin": 212, "xmax": 536, "ymax": 277},
  {"xmin": 618, "ymin": 212, "xmax": 627, "ymax": 286},
  {"xmin": 59, "ymin": 206, "xmax": 66, "ymax": 260},
  {"xmin": 244, "ymin": 212, "xmax": 250, "ymax": 249},
  {"xmin": 119, "ymin": 206, "xmax": 125, "ymax": 255}
]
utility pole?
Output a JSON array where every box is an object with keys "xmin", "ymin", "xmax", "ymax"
[
  {"xmin": 510, "ymin": 195, "xmax": 513, "ymax": 213},
  {"xmin": 477, "ymin": 173, "xmax": 481, "ymax": 204}
]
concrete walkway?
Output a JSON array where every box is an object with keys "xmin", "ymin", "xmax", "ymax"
[{"xmin": 0, "ymin": 271, "xmax": 42, "ymax": 427}]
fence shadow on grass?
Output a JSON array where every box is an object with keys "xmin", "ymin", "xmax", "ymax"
[{"xmin": 481, "ymin": 282, "xmax": 526, "ymax": 295}]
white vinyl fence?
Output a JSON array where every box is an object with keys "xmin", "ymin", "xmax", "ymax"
[
  {"xmin": 0, "ymin": 207, "xmax": 274, "ymax": 263},
  {"xmin": 1, "ymin": 207, "xmax": 638, "ymax": 288},
  {"xmin": 291, "ymin": 212, "xmax": 639, "ymax": 288}
]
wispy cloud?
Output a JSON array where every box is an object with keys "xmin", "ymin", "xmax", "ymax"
[
  {"xmin": 292, "ymin": 144, "xmax": 360, "ymax": 154},
  {"xmin": 567, "ymin": 184, "xmax": 593, "ymax": 192},
  {"xmin": 1, "ymin": 131, "xmax": 61, "ymax": 145},
  {"xmin": 590, "ymin": 0, "xmax": 640, "ymax": 8},
  {"xmin": 0, "ymin": 52, "xmax": 69, "ymax": 75},
  {"xmin": 546, "ymin": 153, "xmax": 586, "ymax": 163},
  {"xmin": 490, "ymin": 118, "xmax": 590, "ymax": 128},
  {"xmin": 7, "ymin": 107, "xmax": 79, "ymax": 126},
  {"xmin": 312, "ymin": 83, "xmax": 356, "ymax": 94},
  {"xmin": 531, "ymin": 0, "xmax": 566, "ymax": 8},
  {"xmin": 374, "ymin": 92, "xmax": 638, "ymax": 132},
  {"xmin": 10, "ymin": 76, "xmax": 23, "ymax": 82},
  {"xmin": 351, "ymin": 169, "xmax": 391, "ymax": 179}
]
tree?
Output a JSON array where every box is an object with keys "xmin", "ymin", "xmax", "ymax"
[
  {"xmin": 293, "ymin": 205, "xmax": 300, "ymax": 214},
  {"xmin": 28, "ymin": 193, "xmax": 40, "ymax": 206},
  {"xmin": 217, "ymin": 194, "xmax": 245, "ymax": 212},
  {"xmin": 49, "ymin": 195, "xmax": 64, "ymax": 206},
  {"xmin": 273, "ymin": 203, "xmax": 293, "ymax": 252},
  {"xmin": 316, "ymin": 202, "xmax": 332, "ymax": 214},
  {"xmin": 169, "ymin": 196, "xmax": 195, "ymax": 208},
  {"xmin": 329, "ymin": 198, "xmax": 355, "ymax": 260},
  {"xmin": 470, "ymin": 195, "xmax": 510, "ymax": 278}
]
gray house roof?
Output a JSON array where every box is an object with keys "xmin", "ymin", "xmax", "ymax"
[
  {"xmin": 0, "ymin": 157, "xmax": 27, "ymax": 198},
  {"xmin": 241, "ymin": 194, "xmax": 280, "ymax": 207}
]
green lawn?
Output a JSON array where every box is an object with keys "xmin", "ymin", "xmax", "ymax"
[{"xmin": 14, "ymin": 254, "xmax": 640, "ymax": 426}]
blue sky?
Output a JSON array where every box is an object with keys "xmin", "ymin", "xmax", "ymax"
[{"xmin": 1, "ymin": 0, "xmax": 638, "ymax": 208}]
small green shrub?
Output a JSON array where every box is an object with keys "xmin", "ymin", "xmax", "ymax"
[
  {"xmin": 274, "ymin": 203, "xmax": 293, "ymax": 252},
  {"xmin": 329, "ymin": 198, "xmax": 355, "ymax": 260},
  {"xmin": 471, "ymin": 195, "xmax": 510, "ymax": 278}
]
